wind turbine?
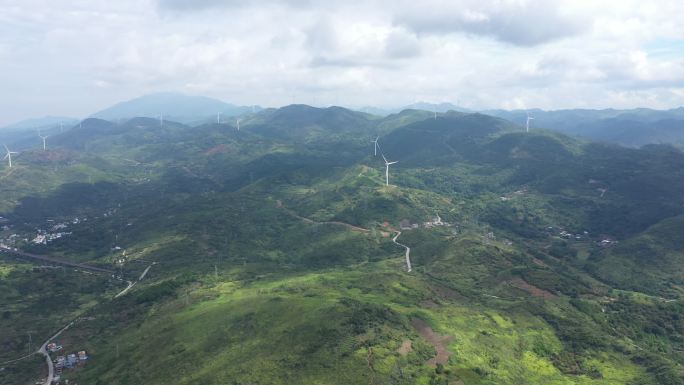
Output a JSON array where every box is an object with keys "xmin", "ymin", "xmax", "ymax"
[
  {"xmin": 236, "ymin": 119, "xmax": 240, "ymax": 131},
  {"xmin": 526, "ymin": 111, "xmax": 534, "ymax": 133},
  {"xmin": 3, "ymin": 144, "xmax": 17, "ymax": 168},
  {"xmin": 38, "ymin": 131, "xmax": 48, "ymax": 151},
  {"xmin": 217, "ymin": 112, "xmax": 222, "ymax": 124},
  {"xmin": 371, "ymin": 136, "xmax": 379, "ymax": 156},
  {"xmin": 159, "ymin": 113, "xmax": 164, "ymax": 127},
  {"xmin": 381, "ymin": 153, "xmax": 398, "ymax": 186},
  {"xmin": 434, "ymin": 111, "xmax": 437, "ymax": 120}
]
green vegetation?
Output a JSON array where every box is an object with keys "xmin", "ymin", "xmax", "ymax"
[{"xmin": 1, "ymin": 108, "xmax": 683, "ymax": 384}]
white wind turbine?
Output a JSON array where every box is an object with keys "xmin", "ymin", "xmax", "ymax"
[
  {"xmin": 38, "ymin": 131, "xmax": 48, "ymax": 151},
  {"xmin": 526, "ymin": 111, "xmax": 534, "ymax": 133},
  {"xmin": 3, "ymin": 144, "xmax": 18, "ymax": 168},
  {"xmin": 159, "ymin": 113, "xmax": 164, "ymax": 127},
  {"xmin": 236, "ymin": 119, "xmax": 240, "ymax": 131},
  {"xmin": 381, "ymin": 153, "xmax": 398, "ymax": 186},
  {"xmin": 217, "ymin": 112, "xmax": 222, "ymax": 124},
  {"xmin": 371, "ymin": 136, "xmax": 379, "ymax": 156}
]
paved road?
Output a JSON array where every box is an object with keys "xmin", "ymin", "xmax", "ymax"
[
  {"xmin": 0, "ymin": 246, "xmax": 113, "ymax": 274},
  {"xmin": 114, "ymin": 280, "xmax": 135, "ymax": 299},
  {"xmin": 114, "ymin": 263, "xmax": 155, "ymax": 299},
  {"xmin": 38, "ymin": 321, "xmax": 74, "ymax": 385},
  {"xmin": 36, "ymin": 262, "xmax": 155, "ymax": 384},
  {"xmin": 0, "ymin": 248, "xmax": 109, "ymax": 383},
  {"xmin": 392, "ymin": 231, "xmax": 412, "ymax": 273},
  {"xmin": 138, "ymin": 263, "xmax": 154, "ymax": 280}
]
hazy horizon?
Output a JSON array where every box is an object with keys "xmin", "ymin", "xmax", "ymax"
[{"xmin": 2, "ymin": 0, "xmax": 684, "ymax": 126}]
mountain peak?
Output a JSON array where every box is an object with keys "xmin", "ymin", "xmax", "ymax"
[{"xmin": 90, "ymin": 93, "xmax": 260, "ymax": 124}]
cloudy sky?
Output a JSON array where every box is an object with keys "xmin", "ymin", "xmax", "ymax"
[{"xmin": 1, "ymin": 0, "xmax": 684, "ymax": 125}]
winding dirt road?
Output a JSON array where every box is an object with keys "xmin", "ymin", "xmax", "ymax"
[
  {"xmin": 276, "ymin": 199, "xmax": 413, "ymax": 272},
  {"xmin": 276, "ymin": 200, "xmax": 369, "ymax": 233},
  {"xmin": 392, "ymin": 231, "xmax": 412, "ymax": 272}
]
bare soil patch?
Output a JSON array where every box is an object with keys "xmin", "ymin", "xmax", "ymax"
[
  {"xmin": 509, "ymin": 278, "xmax": 556, "ymax": 299},
  {"xmin": 411, "ymin": 318, "xmax": 453, "ymax": 368},
  {"xmin": 431, "ymin": 285, "xmax": 461, "ymax": 301},
  {"xmin": 204, "ymin": 144, "xmax": 228, "ymax": 155},
  {"xmin": 397, "ymin": 339, "xmax": 412, "ymax": 356}
]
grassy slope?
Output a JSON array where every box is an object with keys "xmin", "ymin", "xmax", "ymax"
[{"xmin": 66, "ymin": 263, "xmax": 654, "ymax": 385}]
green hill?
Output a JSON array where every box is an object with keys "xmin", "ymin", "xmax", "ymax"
[
  {"xmin": 245, "ymin": 105, "xmax": 377, "ymax": 142},
  {"xmin": 1, "ymin": 107, "xmax": 683, "ymax": 385}
]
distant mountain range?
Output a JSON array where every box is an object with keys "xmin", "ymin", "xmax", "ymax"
[
  {"xmin": 89, "ymin": 92, "xmax": 261, "ymax": 124},
  {"xmin": 3, "ymin": 93, "xmax": 684, "ymax": 149},
  {"xmin": 485, "ymin": 108, "xmax": 684, "ymax": 147},
  {"xmin": 0, "ymin": 116, "xmax": 78, "ymax": 132},
  {"xmin": 356, "ymin": 102, "xmax": 470, "ymax": 116}
]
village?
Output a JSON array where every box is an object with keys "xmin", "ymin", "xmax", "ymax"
[
  {"xmin": 545, "ymin": 226, "xmax": 618, "ymax": 247},
  {"xmin": 43, "ymin": 341, "xmax": 89, "ymax": 384},
  {"xmin": 0, "ymin": 214, "xmax": 92, "ymax": 250},
  {"xmin": 397, "ymin": 213, "xmax": 451, "ymax": 231}
]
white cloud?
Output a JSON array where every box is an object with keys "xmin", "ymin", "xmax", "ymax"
[
  {"xmin": 0, "ymin": 0, "xmax": 683, "ymax": 125},
  {"xmin": 394, "ymin": 0, "xmax": 588, "ymax": 46}
]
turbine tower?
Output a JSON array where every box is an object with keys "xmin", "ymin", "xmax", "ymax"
[
  {"xmin": 371, "ymin": 136, "xmax": 379, "ymax": 156},
  {"xmin": 526, "ymin": 111, "xmax": 534, "ymax": 133},
  {"xmin": 38, "ymin": 132, "xmax": 48, "ymax": 151},
  {"xmin": 236, "ymin": 119, "xmax": 240, "ymax": 131},
  {"xmin": 3, "ymin": 144, "xmax": 18, "ymax": 168},
  {"xmin": 381, "ymin": 153, "xmax": 398, "ymax": 186},
  {"xmin": 217, "ymin": 112, "xmax": 222, "ymax": 124}
]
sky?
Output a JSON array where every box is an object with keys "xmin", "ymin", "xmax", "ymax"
[{"xmin": 1, "ymin": 0, "xmax": 684, "ymax": 125}]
